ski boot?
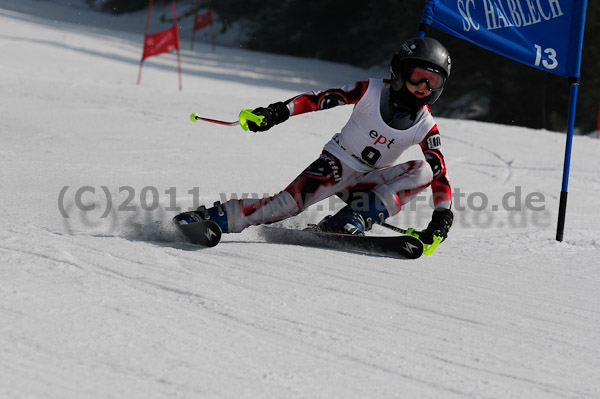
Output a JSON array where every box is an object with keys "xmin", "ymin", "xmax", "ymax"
[
  {"xmin": 314, "ymin": 192, "xmax": 389, "ymax": 236},
  {"xmin": 173, "ymin": 201, "xmax": 229, "ymax": 233}
]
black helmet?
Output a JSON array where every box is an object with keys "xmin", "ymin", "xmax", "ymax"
[{"xmin": 390, "ymin": 37, "xmax": 451, "ymax": 105}]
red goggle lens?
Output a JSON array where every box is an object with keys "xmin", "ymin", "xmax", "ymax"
[{"xmin": 404, "ymin": 66, "xmax": 446, "ymax": 91}]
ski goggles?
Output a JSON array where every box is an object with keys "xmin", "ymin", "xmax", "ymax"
[{"xmin": 404, "ymin": 65, "xmax": 446, "ymax": 92}]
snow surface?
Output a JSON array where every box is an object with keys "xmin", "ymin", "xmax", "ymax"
[{"xmin": 1, "ymin": 1, "xmax": 600, "ymax": 398}]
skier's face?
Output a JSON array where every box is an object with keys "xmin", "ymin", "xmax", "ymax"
[
  {"xmin": 403, "ymin": 65, "xmax": 446, "ymax": 99},
  {"xmin": 406, "ymin": 80, "xmax": 431, "ymax": 99}
]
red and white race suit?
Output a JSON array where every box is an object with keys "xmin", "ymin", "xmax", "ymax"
[{"xmin": 222, "ymin": 78, "xmax": 452, "ymax": 233}]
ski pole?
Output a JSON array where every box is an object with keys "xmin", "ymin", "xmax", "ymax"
[
  {"xmin": 380, "ymin": 222, "xmax": 443, "ymax": 256},
  {"xmin": 190, "ymin": 109, "xmax": 264, "ymax": 131}
]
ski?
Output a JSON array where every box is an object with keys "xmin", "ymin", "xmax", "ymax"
[
  {"xmin": 174, "ymin": 221, "xmax": 434, "ymax": 259},
  {"xmin": 260, "ymin": 226, "xmax": 424, "ymax": 259},
  {"xmin": 176, "ymin": 220, "xmax": 222, "ymax": 247}
]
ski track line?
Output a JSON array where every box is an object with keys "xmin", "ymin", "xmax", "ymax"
[
  {"xmin": 428, "ymin": 353, "xmax": 594, "ymax": 399},
  {"xmin": 444, "ymin": 134, "xmax": 517, "ymax": 183}
]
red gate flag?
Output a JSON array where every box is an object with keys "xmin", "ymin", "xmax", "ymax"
[
  {"xmin": 194, "ymin": 9, "xmax": 212, "ymax": 31},
  {"xmin": 191, "ymin": 0, "xmax": 215, "ymax": 52},
  {"xmin": 137, "ymin": 0, "xmax": 182, "ymax": 90},
  {"xmin": 142, "ymin": 25, "xmax": 179, "ymax": 60}
]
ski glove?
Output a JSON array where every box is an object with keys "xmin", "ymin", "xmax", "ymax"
[
  {"xmin": 248, "ymin": 102, "xmax": 290, "ymax": 132},
  {"xmin": 420, "ymin": 208, "xmax": 453, "ymax": 244}
]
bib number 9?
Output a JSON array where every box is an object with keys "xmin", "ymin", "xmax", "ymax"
[{"xmin": 361, "ymin": 146, "xmax": 381, "ymax": 166}]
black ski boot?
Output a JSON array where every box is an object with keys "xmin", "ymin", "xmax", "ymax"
[
  {"xmin": 173, "ymin": 201, "xmax": 229, "ymax": 233},
  {"xmin": 314, "ymin": 192, "xmax": 389, "ymax": 235}
]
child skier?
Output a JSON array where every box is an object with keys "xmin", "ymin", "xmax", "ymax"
[{"xmin": 174, "ymin": 36, "xmax": 454, "ymax": 244}]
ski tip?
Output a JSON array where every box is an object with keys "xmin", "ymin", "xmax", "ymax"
[{"xmin": 176, "ymin": 220, "xmax": 222, "ymax": 247}]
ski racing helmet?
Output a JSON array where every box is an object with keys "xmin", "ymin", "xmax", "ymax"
[{"xmin": 390, "ymin": 37, "xmax": 451, "ymax": 105}]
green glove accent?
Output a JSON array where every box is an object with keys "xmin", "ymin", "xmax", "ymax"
[
  {"xmin": 239, "ymin": 108, "xmax": 265, "ymax": 131},
  {"xmin": 422, "ymin": 234, "xmax": 443, "ymax": 256}
]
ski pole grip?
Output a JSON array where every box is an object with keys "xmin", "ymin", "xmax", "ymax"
[
  {"xmin": 423, "ymin": 235, "xmax": 443, "ymax": 256},
  {"xmin": 239, "ymin": 108, "xmax": 264, "ymax": 131}
]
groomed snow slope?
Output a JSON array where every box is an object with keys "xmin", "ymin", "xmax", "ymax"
[{"xmin": 1, "ymin": 1, "xmax": 600, "ymax": 398}]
